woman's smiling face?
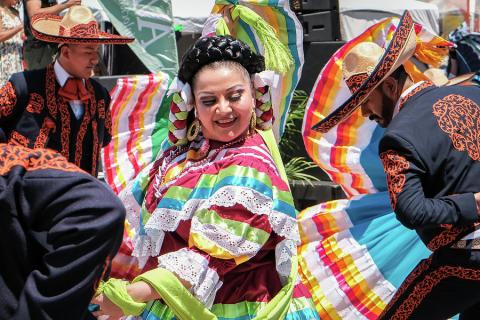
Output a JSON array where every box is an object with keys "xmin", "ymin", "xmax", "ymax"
[{"xmin": 192, "ymin": 62, "xmax": 254, "ymax": 142}]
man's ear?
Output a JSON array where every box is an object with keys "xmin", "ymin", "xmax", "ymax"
[
  {"xmin": 60, "ymin": 45, "xmax": 69, "ymax": 59},
  {"xmin": 381, "ymin": 77, "xmax": 399, "ymax": 101}
]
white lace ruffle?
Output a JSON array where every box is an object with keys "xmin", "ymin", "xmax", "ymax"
[
  {"xmin": 270, "ymin": 210, "xmax": 301, "ymax": 244},
  {"xmin": 205, "ymin": 186, "xmax": 300, "ymax": 243},
  {"xmin": 131, "ymin": 233, "xmax": 165, "ymax": 268},
  {"xmin": 207, "ymin": 186, "xmax": 273, "ymax": 216},
  {"xmin": 275, "ymin": 239, "xmax": 297, "ymax": 284},
  {"xmin": 128, "ymin": 185, "xmax": 300, "ymax": 262},
  {"xmin": 158, "ymin": 248, "xmax": 223, "ymax": 308},
  {"xmin": 120, "ymin": 178, "xmax": 144, "ymax": 233},
  {"xmin": 145, "ymin": 205, "xmax": 196, "ymax": 232},
  {"xmin": 190, "ymin": 216, "xmax": 263, "ymax": 258}
]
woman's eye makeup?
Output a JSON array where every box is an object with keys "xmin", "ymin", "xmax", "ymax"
[
  {"xmin": 199, "ymin": 89, "xmax": 244, "ymax": 106},
  {"xmin": 200, "ymin": 98, "xmax": 216, "ymax": 106},
  {"xmin": 229, "ymin": 89, "xmax": 244, "ymax": 101},
  {"xmin": 229, "ymin": 94, "xmax": 241, "ymax": 101}
]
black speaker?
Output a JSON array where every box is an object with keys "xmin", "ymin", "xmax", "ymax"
[
  {"xmin": 299, "ymin": 10, "xmax": 341, "ymax": 42},
  {"xmin": 290, "ymin": 180, "xmax": 345, "ymax": 210},
  {"xmin": 291, "ymin": 0, "xmax": 338, "ymax": 12},
  {"xmin": 297, "ymin": 41, "xmax": 345, "ymax": 92},
  {"xmin": 111, "ymin": 44, "xmax": 150, "ymax": 75}
]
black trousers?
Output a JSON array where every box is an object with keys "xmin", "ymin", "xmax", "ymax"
[{"xmin": 379, "ymin": 248, "xmax": 480, "ymax": 320}]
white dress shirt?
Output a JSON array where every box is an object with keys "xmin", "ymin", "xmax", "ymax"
[{"xmin": 54, "ymin": 60, "xmax": 85, "ymax": 120}]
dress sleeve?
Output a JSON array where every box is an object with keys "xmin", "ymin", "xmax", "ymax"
[
  {"xmin": 12, "ymin": 172, "xmax": 126, "ymax": 319},
  {"xmin": 379, "ymin": 132, "xmax": 478, "ymax": 229}
]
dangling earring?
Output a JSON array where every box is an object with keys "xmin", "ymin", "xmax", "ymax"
[
  {"xmin": 187, "ymin": 118, "xmax": 201, "ymax": 141},
  {"xmin": 249, "ymin": 109, "xmax": 257, "ymax": 133}
]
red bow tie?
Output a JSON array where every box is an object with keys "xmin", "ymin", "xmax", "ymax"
[{"xmin": 58, "ymin": 78, "xmax": 91, "ymax": 102}]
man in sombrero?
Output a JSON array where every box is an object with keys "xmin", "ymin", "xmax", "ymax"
[
  {"xmin": 312, "ymin": 10, "xmax": 480, "ymax": 319},
  {"xmin": 0, "ymin": 5, "xmax": 133, "ymax": 176}
]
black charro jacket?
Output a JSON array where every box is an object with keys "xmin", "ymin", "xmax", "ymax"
[
  {"xmin": 379, "ymin": 82, "xmax": 480, "ymax": 251},
  {"xmin": 0, "ymin": 143, "xmax": 125, "ymax": 319},
  {"xmin": 0, "ymin": 64, "xmax": 112, "ymax": 176}
]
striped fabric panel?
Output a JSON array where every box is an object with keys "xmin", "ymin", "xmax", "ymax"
[
  {"xmin": 301, "ymin": 18, "xmax": 395, "ymax": 197},
  {"xmin": 298, "ymin": 197, "xmax": 385, "ymax": 319},
  {"xmin": 103, "ymin": 72, "xmax": 172, "ymax": 195},
  {"xmin": 298, "ymin": 235, "xmax": 394, "ymax": 319},
  {"xmin": 135, "ymin": 166, "xmax": 296, "ymax": 236},
  {"xmin": 190, "ymin": 208, "xmax": 271, "ymax": 263},
  {"xmin": 298, "ymin": 199, "xmax": 353, "ymax": 243},
  {"xmin": 210, "ymin": 0, "xmax": 304, "ymax": 139},
  {"xmin": 134, "ymin": 145, "xmax": 295, "ymax": 216},
  {"xmin": 297, "ymin": 194, "xmax": 431, "ymax": 319}
]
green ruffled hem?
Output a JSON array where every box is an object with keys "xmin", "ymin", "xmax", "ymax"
[{"xmin": 135, "ymin": 256, "xmax": 298, "ymax": 320}]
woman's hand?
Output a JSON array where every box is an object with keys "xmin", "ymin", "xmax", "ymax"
[{"xmin": 91, "ymin": 293, "xmax": 124, "ymax": 319}]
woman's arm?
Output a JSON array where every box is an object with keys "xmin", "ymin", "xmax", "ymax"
[
  {"xmin": 25, "ymin": 0, "xmax": 81, "ymax": 18},
  {"xmin": 127, "ymin": 280, "xmax": 162, "ymax": 302},
  {"xmin": 91, "ymin": 275, "xmax": 191, "ymax": 317},
  {"xmin": 0, "ymin": 24, "xmax": 22, "ymax": 42}
]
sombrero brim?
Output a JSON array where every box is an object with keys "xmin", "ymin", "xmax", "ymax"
[
  {"xmin": 312, "ymin": 11, "xmax": 416, "ymax": 133},
  {"xmin": 31, "ymin": 14, "xmax": 134, "ymax": 45},
  {"xmin": 446, "ymin": 72, "xmax": 476, "ymax": 86}
]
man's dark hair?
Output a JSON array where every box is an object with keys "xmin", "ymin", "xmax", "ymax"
[{"xmin": 390, "ymin": 65, "xmax": 408, "ymax": 87}]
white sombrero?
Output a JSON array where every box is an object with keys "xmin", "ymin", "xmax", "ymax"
[
  {"xmin": 31, "ymin": 5, "xmax": 134, "ymax": 45},
  {"xmin": 312, "ymin": 10, "xmax": 417, "ymax": 133}
]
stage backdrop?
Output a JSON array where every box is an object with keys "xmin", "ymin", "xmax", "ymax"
[{"xmin": 98, "ymin": 0, "xmax": 178, "ymax": 75}]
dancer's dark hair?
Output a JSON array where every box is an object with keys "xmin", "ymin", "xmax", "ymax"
[{"xmin": 178, "ymin": 35, "xmax": 265, "ymax": 85}]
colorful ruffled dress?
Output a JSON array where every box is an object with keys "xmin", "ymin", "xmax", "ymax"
[
  {"xmin": 119, "ymin": 130, "xmax": 318, "ymax": 319},
  {"xmin": 102, "ymin": 1, "xmax": 316, "ymax": 318}
]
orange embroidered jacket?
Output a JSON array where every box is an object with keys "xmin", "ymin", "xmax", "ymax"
[
  {"xmin": 380, "ymin": 83, "xmax": 480, "ymax": 251},
  {"xmin": 0, "ymin": 143, "xmax": 125, "ymax": 319},
  {"xmin": 0, "ymin": 64, "xmax": 112, "ymax": 176}
]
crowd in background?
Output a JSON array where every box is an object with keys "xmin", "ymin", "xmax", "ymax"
[{"xmin": 0, "ymin": 0, "xmax": 22, "ymax": 86}]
